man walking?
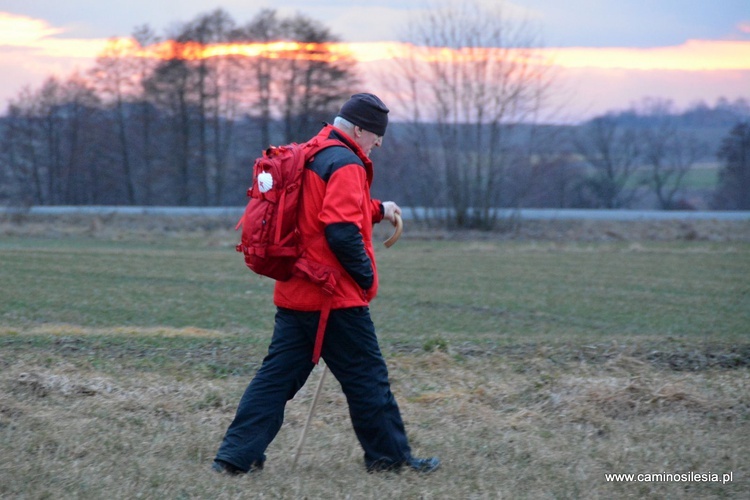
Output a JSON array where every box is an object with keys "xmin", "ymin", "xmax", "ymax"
[{"xmin": 213, "ymin": 93, "xmax": 440, "ymax": 475}]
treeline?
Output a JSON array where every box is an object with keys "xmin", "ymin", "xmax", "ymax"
[
  {"xmin": 0, "ymin": 7, "xmax": 748, "ymax": 226},
  {"xmin": 379, "ymin": 98, "xmax": 750, "ymax": 222},
  {"xmin": 0, "ymin": 9, "xmax": 357, "ymax": 207}
]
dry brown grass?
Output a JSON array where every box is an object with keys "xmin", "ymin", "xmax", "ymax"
[
  {"xmin": 1, "ymin": 215, "xmax": 747, "ymax": 498},
  {"xmin": 2, "ymin": 336, "xmax": 747, "ymax": 499}
]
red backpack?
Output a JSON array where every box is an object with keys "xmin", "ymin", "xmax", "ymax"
[
  {"xmin": 235, "ymin": 136, "xmax": 342, "ymax": 364},
  {"xmin": 235, "ymin": 136, "xmax": 341, "ymax": 281}
]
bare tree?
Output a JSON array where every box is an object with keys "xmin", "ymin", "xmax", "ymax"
[
  {"xmin": 637, "ymin": 99, "xmax": 706, "ymax": 209},
  {"xmin": 176, "ymin": 9, "xmax": 237, "ymax": 204},
  {"xmin": 276, "ymin": 14, "xmax": 359, "ymax": 143},
  {"xmin": 131, "ymin": 25, "xmax": 161, "ymax": 205},
  {"xmin": 714, "ymin": 121, "xmax": 750, "ymax": 210},
  {"xmin": 144, "ymin": 54, "xmax": 196, "ymax": 205},
  {"xmin": 507, "ymin": 126, "xmax": 584, "ymax": 208},
  {"xmin": 89, "ymin": 38, "xmax": 143, "ymax": 203},
  {"xmin": 0, "ymin": 9, "xmax": 360, "ymax": 207},
  {"xmin": 58, "ymin": 73, "xmax": 101, "ymax": 204},
  {"xmin": 238, "ymin": 10, "xmax": 360, "ymax": 147},
  {"xmin": 240, "ymin": 9, "xmax": 281, "ymax": 150},
  {"xmin": 3, "ymin": 88, "xmax": 46, "ymax": 204},
  {"xmin": 387, "ymin": 0, "xmax": 553, "ymax": 228},
  {"xmin": 3, "ymin": 75, "xmax": 101, "ymax": 205},
  {"xmin": 574, "ymin": 115, "xmax": 643, "ymax": 209}
]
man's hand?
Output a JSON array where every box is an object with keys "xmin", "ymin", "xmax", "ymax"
[{"xmin": 382, "ymin": 201, "xmax": 402, "ymax": 225}]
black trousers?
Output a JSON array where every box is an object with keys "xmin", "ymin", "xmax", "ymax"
[{"xmin": 214, "ymin": 306, "xmax": 412, "ymax": 472}]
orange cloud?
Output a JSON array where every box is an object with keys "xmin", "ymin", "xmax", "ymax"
[
  {"xmin": 544, "ymin": 39, "xmax": 750, "ymax": 71},
  {"xmin": 1, "ymin": 11, "xmax": 748, "ymax": 120},
  {"xmin": 3, "ymin": 9, "xmax": 748, "ymax": 72},
  {"xmin": 136, "ymin": 39, "xmax": 358, "ymax": 63},
  {"xmin": 0, "ymin": 11, "xmax": 122, "ymax": 58},
  {"xmin": 129, "ymin": 39, "xmax": 547, "ymax": 67},
  {"xmin": 0, "ymin": 12, "xmax": 62, "ymax": 45}
]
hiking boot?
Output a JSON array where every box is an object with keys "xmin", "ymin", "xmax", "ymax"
[
  {"xmin": 407, "ymin": 456, "xmax": 441, "ymax": 474},
  {"xmin": 366, "ymin": 456, "xmax": 441, "ymax": 474},
  {"xmin": 212, "ymin": 459, "xmax": 263, "ymax": 476}
]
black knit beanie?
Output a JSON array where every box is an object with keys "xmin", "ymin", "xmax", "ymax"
[{"xmin": 338, "ymin": 93, "xmax": 389, "ymax": 136}]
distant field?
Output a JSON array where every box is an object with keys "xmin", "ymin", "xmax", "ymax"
[
  {"xmin": 1, "ymin": 231, "xmax": 748, "ymax": 498},
  {"xmin": 619, "ymin": 162, "xmax": 718, "ymax": 192},
  {"xmin": 682, "ymin": 164, "xmax": 719, "ymax": 189},
  {"xmin": 1, "ymin": 236, "xmax": 748, "ymax": 343}
]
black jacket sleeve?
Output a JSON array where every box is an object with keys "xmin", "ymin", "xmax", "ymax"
[{"xmin": 325, "ymin": 222, "xmax": 374, "ymax": 290}]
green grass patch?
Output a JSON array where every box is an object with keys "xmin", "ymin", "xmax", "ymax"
[
  {"xmin": 2, "ymin": 237, "xmax": 748, "ymax": 348},
  {"xmin": 1, "ymin": 234, "xmax": 749, "ymax": 498},
  {"xmin": 619, "ymin": 162, "xmax": 718, "ymax": 190},
  {"xmin": 681, "ymin": 165, "xmax": 718, "ymax": 189}
]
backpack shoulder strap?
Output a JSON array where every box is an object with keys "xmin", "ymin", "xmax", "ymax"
[{"xmin": 303, "ymin": 136, "xmax": 344, "ymax": 158}]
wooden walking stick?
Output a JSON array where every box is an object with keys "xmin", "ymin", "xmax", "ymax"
[
  {"xmin": 383, "ymin": 213, "xmax": 403, "ymax": 248},
  {"xmin": 292, "ymin": 214, "xmax": 404, "ymax": 471},
  {"xmin": 292, "ymin": 362, "xmax": 328, "ymax": 471}
]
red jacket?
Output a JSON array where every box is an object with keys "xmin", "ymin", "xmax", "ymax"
[{"xmin": 273, "ymin": 124, "xmax": 384, "ymax": 311}]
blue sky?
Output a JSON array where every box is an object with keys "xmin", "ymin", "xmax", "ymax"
[
  {"xmin": 2, "ymin": 0, "xmax": 748, "ymax": 46},
  {"xmin": 1, "ymin": 1, "xmax": 749, "ymax": 120}
]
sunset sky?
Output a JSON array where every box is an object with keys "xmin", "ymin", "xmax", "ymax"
[{"xmin": 1, "ymin": 0, "xmax": 749, "ymax": 122}]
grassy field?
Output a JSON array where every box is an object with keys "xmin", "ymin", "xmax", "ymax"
[
  {"xmin": 1, "ymin": 225, "xmax": 749, "ymax": 498},
  {"xmin": 681, "ymin": 165, "xmax": 719, "ymax": 190}
]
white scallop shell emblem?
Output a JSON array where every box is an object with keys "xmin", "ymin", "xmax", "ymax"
[{"xmin": 258, "ymin": 172, "xmax": 273, "ymax": 193}]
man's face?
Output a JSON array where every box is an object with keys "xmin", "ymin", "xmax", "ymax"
[{"xmin": 354, "ymin": 127, "xmax": 383, "ymax": 157}]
